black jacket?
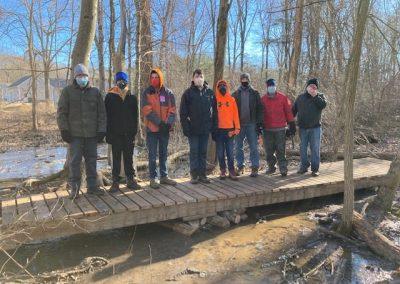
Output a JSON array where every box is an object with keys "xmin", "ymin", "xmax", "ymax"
[
  {"xmin": 105, "ymin": 87, "xmax": 138, "ymax": 143},
  {"xmin": 232, "ymin": 86, "xmax": 263, "ymax": 125},
  {"xmin": 180, "ymin": 82, "xmax": 214, "ymax": 136},
  {"xmin": 292, "ymin": 92, "xmax": 327, "ymax": 129}
]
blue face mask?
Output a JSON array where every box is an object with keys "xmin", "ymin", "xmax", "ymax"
[
  {"xmin": 76, "ymin": 76, "xmax": 89, "ymax": 88},
  {"xmin": 267, "ymin": 86, "xmax": 276, "ymax": 96}
]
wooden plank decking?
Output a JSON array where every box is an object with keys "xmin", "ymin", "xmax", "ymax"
[{"xmin": 0, "ymin": 158, "xmax": 391, "ymax": 249}]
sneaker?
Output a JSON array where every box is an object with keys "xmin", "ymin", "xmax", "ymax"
[
  {"xmin": 127, "ymin": 178, "xmax": 142, "ymax": 190},
  {"xmin": 109, "ymin": 182, "xmax": 120, "ymax": 193},
  {"xmin": 235, "ymin": 166, "xmax": 244, "ymax": 176},
  {"xmin": 250, "ymin": 167, "xmax": 259, "ymax": 177},
  {"xmin": 198, "ymin": 175, "xmax": 211, "ymax": 184},
  {"xmin": 229, "ymin": 170, "xmax": 238, "ymax": 181},
  {"xmin": 219, "ymin": 169, "xmax": 227, "ymax": 180},
  {"xmin": 87, "ymin": 187, "xmax": 104, "ymax": 196},
  {"xmin": 150, "ymin": 179, "xmax": 160, "ymax": 189},
  {"xmin": 311, "ymin": 171, "xmax": 320, "ymax": 177},
  {"xmin": 190, "ymin": 172, "xmax": 199, "ymax": 184},
  {"xmin": 68, "ymin": 187, "xmax": 79, "ymax": 200},
  {"xmin": 265, "ymin": 167, "xmax": 276, "ymax": 175},
  {"xmin": 160, "ymin": 176, "xmax": 177, "ymax": 186},
  {"xmin": 297, "ymin": 168, "xmax": 308, "ymax": 174}
]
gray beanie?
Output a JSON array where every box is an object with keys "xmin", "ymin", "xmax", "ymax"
[
  {"xmin": 240, "ymin": 72, "xmax": 250, "ymax": 82},
  {"xmin": 74, "ymin": 63, "xmax": 89, "ymax": 77}
]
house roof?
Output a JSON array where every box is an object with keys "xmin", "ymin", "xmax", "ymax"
[
  {"xmin": 8, "ymin": 75, "xmax": 67, "ymax": 88},
  {"xmin": 8, "ymin": 75, "xmax": 31, "ymax": 88}
]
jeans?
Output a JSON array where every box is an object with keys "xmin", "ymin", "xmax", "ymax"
[
  {"xmin": 235, "ymin": 123, "xmax": 260, "ymax": 169},
  {"xmin": 263, "ymin": 129, "xmax": 287, "ymax": 173},
  {"xmin": 146, "ymin": 131, "xmax": 169, "ymax": 179},
  {"xmin": 68, "ymin": 137, "xmax": 98, "ymax": 189},
  {"xmin": 299, "ymin": 127, "xmax": 322, "ymax": 172},
  {"xmin": 216, "ymin": 130, "xmax": 235, "ymax": 172},
  {"xmin": 111, "ymin": 135, "xmax": 135, "ymax": 182},
  {"xmin": 188, "ymin": 134, "xmax": 209, "ymax": 176}
]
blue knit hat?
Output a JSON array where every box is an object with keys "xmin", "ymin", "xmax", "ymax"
[{"xmin": 115, "ymin": 71, "xmax": 128, "ymax": 82}]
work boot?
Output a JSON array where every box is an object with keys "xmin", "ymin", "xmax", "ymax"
[
  {"xmin": 127, "ymin": 178, "xmax": 142, "ymax": 190},
  {"xmin": 281, "ymin": 171, "xmax": 288, "ymax": 177},
  {"xmin": 219, "ymin": 169, "xmax": 227, "ymax": 180},
  {"xmin": 109, "ymin": 181, "xmax": 120, "ymax": 193},
  {"xmin": 198, "ymin": 174, "xmax": 211, "ymax": 184},
  {"xmin": 160, "ymin": 176, "xmax": 177, "ymax": 186},
  {"xmin": 250, "ymin": 167, "xmax": 259, "ymax": 177},
  {"xmin": 229, "ymin": 170, "xmax": 238, "ymax": 181},
  {"xmin": 235, "ymin": 166, "xmax": 244, "ymax": 176},
  {"xmin": 265, "ymin": 167, "xmax": 276, "ymax": 175},
  {"xmin": 68, "ymin": 185, "xmax": 79, "ymax": 200},
  {"xmin": 87, "ymin": 186, "xmax": 104, "ymax": 196},
  {"xmin": 150, "ymin": 179, "xmax": 160, "ymax": 189},
  {"xmin": 190, "ymin": 171, "xmax": 199, "ymax": 184},
  {"xmin": 311, "ymin": 171, "xmax": 320, "ymax": 177}
]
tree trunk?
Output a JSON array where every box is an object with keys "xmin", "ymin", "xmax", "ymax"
[
  {"xmin": 108, "ymin": 0, "xmax": 115, "ymax": 88},
  {"xmin": 114, "ymin": 0, "xmax": 127, "ymax": 72},
  {"xmin": 27, "ymin": 1, "xmax": 38, "ymax": 131},
  {"xmin": 71, "ymin": 0, "xmax": 98, "ymax": 71},
  {"xmin": 287, "ymin": 0, "xmax": 304, "ymax": 100},
  {"xmin": 375, "ymin": 154, "xmax": 400, "ymax": 211},
  {"xmin": 339, "ymin": 0, "xmax": 371, "ymax": 235},
  {"xmin": 206, "ymin": 0, "xmax": 232, "ymax": 168},
  {"xmin": 43, "ymin": 65, "xmax": 50, "ymax": 101},
  {"xmin": 95, "ymin": 0, "xmax": 106, "ymax": 92}
]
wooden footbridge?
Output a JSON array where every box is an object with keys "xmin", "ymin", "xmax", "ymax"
[{"xmin": 0, "ymin": 158, "xmax": 391, "ymax": 249}]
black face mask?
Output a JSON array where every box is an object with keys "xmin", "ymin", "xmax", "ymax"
[
  {"xmin": 241, "ymin": 81, "xmax": 249, "ymax": 88},
  {"xmin": 118, "ymin": 81, "xmax": 127, "ymax": 90},
  {"xmin": 219, "ymin": 86, "xmax": 227, "ymax": 95}
]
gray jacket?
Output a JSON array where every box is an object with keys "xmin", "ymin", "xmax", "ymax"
[{"xmin": 57, "ymin": 81, "xmax": 106, "ymax": 138}]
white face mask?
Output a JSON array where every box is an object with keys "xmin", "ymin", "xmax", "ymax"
[
  {"xmin": 267, "ymin": 86, "xmax": 276, "ymax": 95},
  {"xmin": 194, "ymin": 77, "xmax": 204, "ymax": 87}
]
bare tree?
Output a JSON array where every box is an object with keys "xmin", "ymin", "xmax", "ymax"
[
  {"xmin": 95, "ymin": 0, "xmax": 106, "ymax": 92},
  {"xmin": 114, "ymin": 0, "xmax": 127, "ymax": 72},
  {"xmin": 108, "ymin": 0, "xmax": 116, "ymax": 88}
]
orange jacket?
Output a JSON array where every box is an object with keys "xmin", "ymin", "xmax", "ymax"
[
  {"xmin": 141, "ymin": 68, "xmax": 176, "ymax": 132},
  {"xmin": 213, "ymin": 80, "xmax": 240, "ymax": 135}
]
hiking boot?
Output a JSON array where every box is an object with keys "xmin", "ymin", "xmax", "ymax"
[
  {"xmin": 87, "ymin": 186, "xmax": 104, "ymax": 196},
  {"xmin": 150, "ymin": 179, "xmax": 160, "ymax": 189},
  {"xmin": 127, "ymin": 178, "xmax": 142, "ymax": 190},
  {"xmin": 109, "ymin": 181, "xmax": 120, "ymax": 193},
  {"xmin": 219, "ymin": 169, "xmax": 227, "ymax": 180},
  {"xmin": 160, "ymin": 176, "xmax": 177, "ymax": 186},
  {"xmin": 297, "ymin": 168, "xmax": 308, "ymax": 174},
  {"xmin": 68, "ymin": 187, "xmax": 79, "ymax": 200},
  {"xmin": 235, "ymin": 166, "xmax": 244, "ymax": 176},
  {"xmin": 281, "ymin": 171, "xmax": 288, "ymax": 177},
  {"xmin": 199, "ymin": 175, "xmax": 211, "ymax": 184},
  {"xmin": 311, "ymin": 171, "xmax": 320, "ymax": 177},
  {"xmin": 250, "ymin": 167, "xmax": 259, "ymax": 177},
  {"xmin": 265, "ymin": 167, "xmax": 276, "ymax": 175},
  {"xmin": 229, "ymin": 170, "xmax": 238, "ymax": 181},
  {"xmin": 190, "ymin": 171, "xmax": 199, "ymax": 184}
]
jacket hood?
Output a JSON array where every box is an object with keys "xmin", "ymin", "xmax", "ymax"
[
  {"xmin": 150, "ymin": 68, "xmax": 164, "ymax": 88},
  {"xmin": 215, "ymin": 80, "xmax": 231, "ymax": 99},
  {"xmin": 108, "ymin": 86, "xmax": 122, "ymax": 95}
]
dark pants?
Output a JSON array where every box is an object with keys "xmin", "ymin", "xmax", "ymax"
[
  {"xmin": 111, "ymin": 135, "xmax": 135, "ymax": 182},
  {"xmin": 299, "ymin": 127, "xmax": 322, "ymax": 172},
  {"xmin": 68, "ymin": 137, "xmax": 98, "ymax": 189},
  {"xmin": 216, "ymin": 131, "xmax": 235, "ymax": 172},
  {"xmin": 189, "ymin": 134, "xmax": 209, "ymax": 176},
  {"xmin": 262, "ymin": 130, "xmax": 287, "ymax": 173},
  {"xmin": 146, "ymin": 131, "xmax": 169, "ymax": 179}
]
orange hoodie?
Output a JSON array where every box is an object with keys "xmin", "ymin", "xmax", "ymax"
[
  {"xmin": 141, "ymin": 68, "xmax": 176, "ymax": 132},
  {"xmin": 214, "ymin": 80, "xmax": 240, "ymax": 136}
]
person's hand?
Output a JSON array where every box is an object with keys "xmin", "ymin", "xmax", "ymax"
[
  {"xmin": 97, "ymin": 132, "xmax": 106, "ymax": 143},
  {"xmin": 61, "ymin": 130, "xmax": 72, "ymax": 143},
  {"xmin": 287, "ymin": 121, "xmax": 296, "ymax": 137},
  {"xmin": 256, "ymin": 124, "xmax": 264, "ymax": 136}
]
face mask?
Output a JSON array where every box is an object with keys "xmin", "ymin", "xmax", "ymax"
[
  {"xmin": 117, "ymin": 81, "xmax": 127, "ymax": 90},
  {"xmin": 307, "ymin": 85, "xmax": 317, "ymax": 95},
  {"xmin": 76, "ymin": 76, "xmax": 89, "ymax": 88},
  {"xmin": 267, "ymin": 86, "xmax": 276, "ymax": 95},
  {"xmin": 151, "ymin": 77, "xmax": 160, "ymax": 88},
  {"xmin": 219, "ymin": 86, "xmax": 227, "ymax": 95},
  {"xmin": 194, "ymin": 77, "xmax": 204, "ymax": 87},
  {"xmin": 241, "ymin": 81, "xmax": 249, "ymax": 88}
]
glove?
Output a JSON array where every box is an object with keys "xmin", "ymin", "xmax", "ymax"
[
  {"xmin": 159, "ymin": 121, "xmax": 170, "ymax": 135},
  {"xmin": 60, "ymin": 130, "xmax": 72, "ymax": 143},
  {"xmin": 97, "ymin": 132, "xmax": 106, "ymax": 143},
  {"xmin": 286, "ymin": 121, "xmax": 296, "ymax": 137},
  {"xmin": 256, "ymin": 124, "xmax": 264, "ymax": 136}
]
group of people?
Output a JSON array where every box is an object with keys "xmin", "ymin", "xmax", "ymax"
[{"xmin": 57, "ymin": 64, "xmax": 327, "ymax": 199}]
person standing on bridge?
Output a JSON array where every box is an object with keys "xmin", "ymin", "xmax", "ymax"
[
  {"xmin": 261, "ymin": 78, "xmax": 296, "ymax": 177},
  {"xmin": 141, "ymin": 68, "xmax": 177, "ymax": 189},
  {"xmin": 293, "ymin": 78, "xmax": 327, "ymax": 177},
  {"xmin": 180, "ymin": 69, "xmax": 214, "ymax": 184},
  {"xmin": 105, "ymin": 71, "xmax": 141, "ymax": 193},
  {"xmin": 232, "ymin": 73, "xmax": 263, "ymax": 178},
  {"xmin": 212, "ymin": 80, "xmax": 240, "ymax": 180},
  {"xmin": 57, "ymin": 63, "xmax": 106, "ymax": 199}
]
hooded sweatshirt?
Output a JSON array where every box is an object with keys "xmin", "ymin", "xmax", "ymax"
[
  {"xmin": 212, "ymin": 80, "xmax": 240, "ymax": 134},
  {"xmin": 141, "ymin": 68, "xmax": 176, "ymax": 133}
]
